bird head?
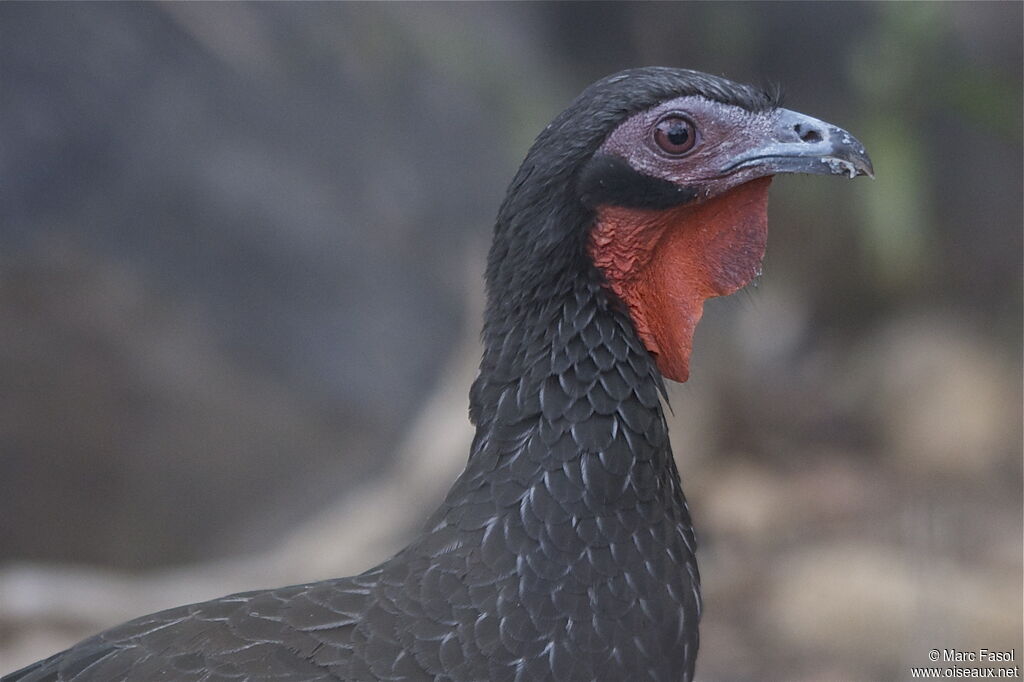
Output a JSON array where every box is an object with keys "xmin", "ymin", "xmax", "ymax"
[{"xmin": 490, "ymin": 67, "xmax": 872, "ymax": 383}]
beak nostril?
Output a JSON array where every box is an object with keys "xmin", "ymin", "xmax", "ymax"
[{"xmin": 793, "ymin": 123, "xmax": 823, "ymax": 144}]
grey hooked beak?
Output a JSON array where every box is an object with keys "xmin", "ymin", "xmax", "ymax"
[{"xmin": 723, "ymin": 108, "xmax": 874, "ymax": 179}]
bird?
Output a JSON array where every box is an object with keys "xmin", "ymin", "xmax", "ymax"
[{"xmin": 4, "ymin": 67, "xmax": 871, "ymax": 682}]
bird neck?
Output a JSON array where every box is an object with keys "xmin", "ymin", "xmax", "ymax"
[
  {"xmin": 461, "ymin": 259, "xmax": 680, "ymax": 510},
  {"xmin": 409, "ymin": 210, "xmax": 700, "ymax": 664},
  {"xmin": 429, "ymin": 168, "xmax": 693, "ymax": 556},
  {"xmin": 405, "ymin": 253, "xmax": 700, "ymax": 676}
]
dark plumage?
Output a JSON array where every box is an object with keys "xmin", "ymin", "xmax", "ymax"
[{"xmin": 4, "ymin": 67, "xmax": 871, "ymax": 682}]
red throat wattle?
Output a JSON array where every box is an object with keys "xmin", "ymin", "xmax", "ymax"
[{"xmin": 589, "ymin": 177, "xmax": 772, "ymax": 382}]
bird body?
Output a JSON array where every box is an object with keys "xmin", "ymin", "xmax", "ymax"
[{"xmin": 4, "ymin": 67, "xmax": 871, "ymax": 682}]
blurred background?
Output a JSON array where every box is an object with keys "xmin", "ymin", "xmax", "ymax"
[{"xmin": 1, "ymin": 2, "xmax": 1020, "ymax": 679}]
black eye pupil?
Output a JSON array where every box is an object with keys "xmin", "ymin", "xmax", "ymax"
[
  {"xmin": 654, "ymin": 116, "xmax": 696, "ymax": 154},
  {"xmin": 667, "ymin": 125, "xmax": 689, "ymax": 146}
]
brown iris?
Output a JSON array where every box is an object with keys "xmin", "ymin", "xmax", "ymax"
[{"xmin": 653, "ymin": 115, "xmax": 697, "ymax": 155}]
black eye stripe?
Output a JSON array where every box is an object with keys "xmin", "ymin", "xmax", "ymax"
[{"xmin": 578, "ymin": 154, "xmax": 698, "ymax": 210}]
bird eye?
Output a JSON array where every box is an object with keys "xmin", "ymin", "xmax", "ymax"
[{"xmin": 653, "ymin": 115, "xmax": 697, "ymax": 155}]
